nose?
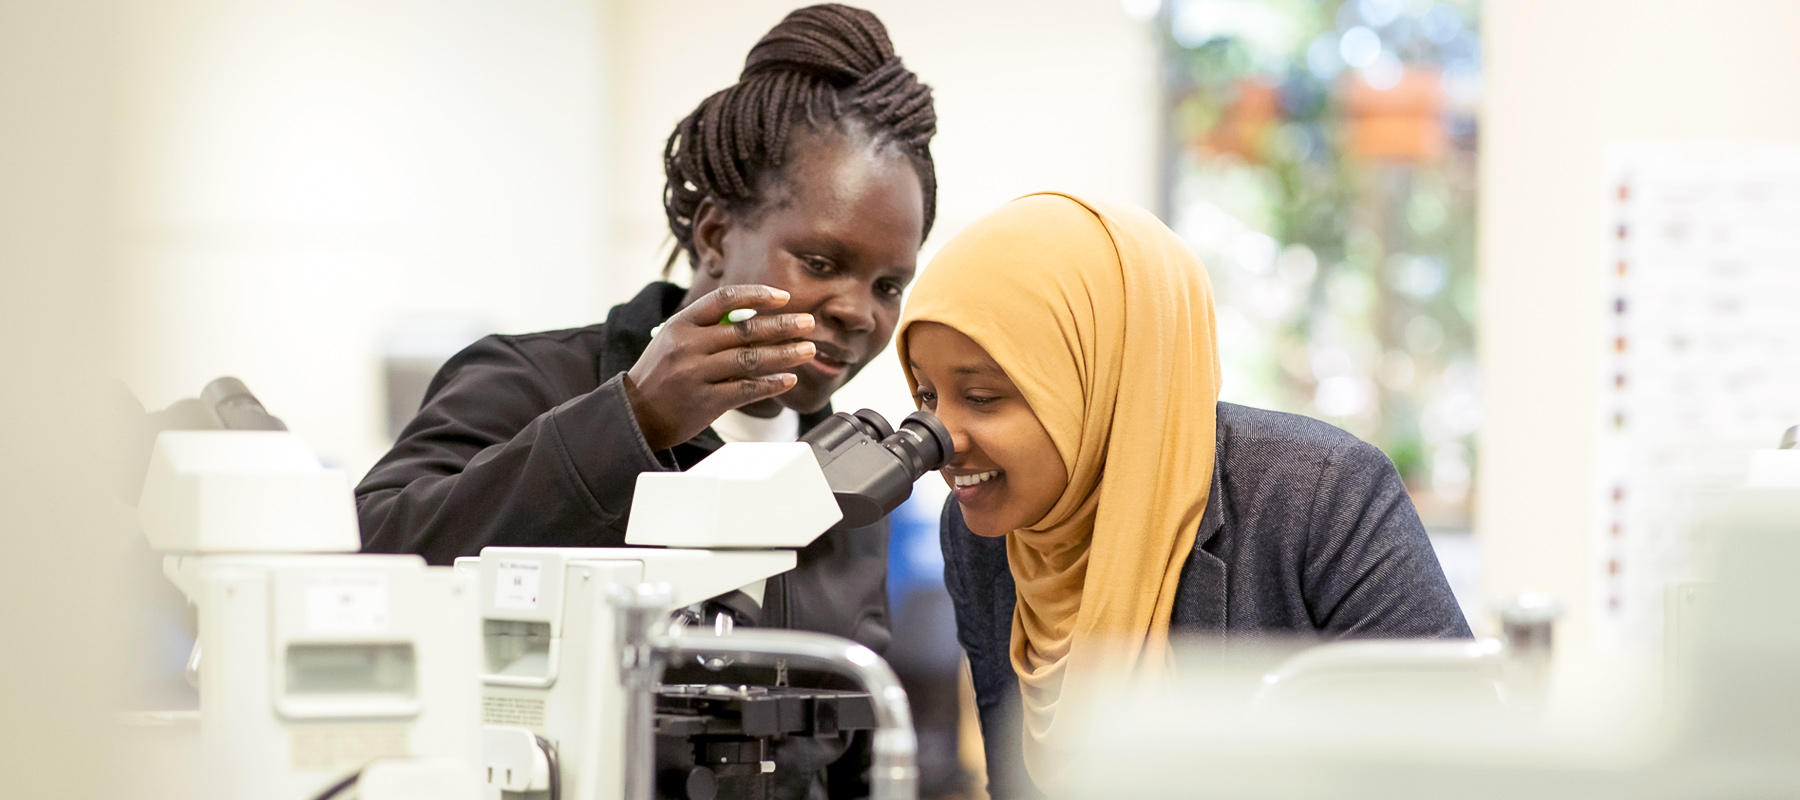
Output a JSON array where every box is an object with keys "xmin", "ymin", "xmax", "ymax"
[
  {"xmin": 817, "ymin": 284, "xmax": 877, "ymax": 335},
  {"xmin": 937, "ymin": 409, "xmax": 973, "ymax": 467}
]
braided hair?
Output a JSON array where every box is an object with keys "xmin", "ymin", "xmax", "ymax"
[{"xmin": 663, "ymin": 4, "xmax": 937, "ymax": 272}]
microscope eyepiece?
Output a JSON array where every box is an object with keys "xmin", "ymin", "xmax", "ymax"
[
  {"xmin": 880, "ymin": 411, "xmax": 952, "ymax": 476},
  {"xmin": 850, "ymin": 408, "xmax": 894, "ymax": 440},
  {"xmin": 800, "ymin": 408, "xmax": 955, "ymax": 528}
]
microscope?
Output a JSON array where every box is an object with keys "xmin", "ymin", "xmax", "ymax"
[
  {"xmin": 133, "ymin": 376, "xmax": 948, "ymax": 800},
  {"xmin": 137, "ymin": 378, "xmax": 482, "ymax": 800},
  {"xmin": 466, "ymin": 408, "xmax": 953, "ymax": 800}
]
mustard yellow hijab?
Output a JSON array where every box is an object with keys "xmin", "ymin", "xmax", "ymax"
[{"xmin": 897, "ymin": 193, "xmax": 1220, "ymax": 787}]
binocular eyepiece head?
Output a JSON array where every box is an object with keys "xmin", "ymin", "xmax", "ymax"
[{"xmin": 800, "ymin": 408, "xmax": 954, "ymax": 528}]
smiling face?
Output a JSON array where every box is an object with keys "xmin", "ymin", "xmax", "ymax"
[
  {"xmin": 688, "ymin": 127, "xmax": 925, "ymax": 415},
  {"xmin": 906, "ymin": 322, "xmax": 1068, "ymax": 537}
]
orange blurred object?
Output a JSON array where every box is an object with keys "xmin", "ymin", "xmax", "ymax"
[
  {"xmin": 1344, "ymin": 69, "xmax": 1445, "ymax": 163},
  {"xmin": 1201, "ymin": 78, "xmax": 1281, "ymax": 162}
]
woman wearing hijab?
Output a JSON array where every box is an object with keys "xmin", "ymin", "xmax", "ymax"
[{"xmin": 898, "ymin": 193, "xmax": 1469, "ymax": 798}]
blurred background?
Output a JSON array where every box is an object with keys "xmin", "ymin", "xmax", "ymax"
[{"xmin": 7, "ymin": 0, "xmax": 1800, "ymax": 798}]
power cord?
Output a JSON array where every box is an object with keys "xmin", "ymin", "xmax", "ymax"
[
  {"xmin": 535, "ymin": 734, "xmax": 563, "ymax": 800},
  {"xmin": 309, "ymin": 768, "xmax": 361, "ymax": 800}
]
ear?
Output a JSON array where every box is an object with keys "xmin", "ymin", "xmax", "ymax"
[{"xmin": 691, "ymin": 197, "xmax": 733, "ymax": 279}]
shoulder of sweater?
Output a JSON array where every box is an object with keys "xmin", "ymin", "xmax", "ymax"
[
  {"xmin": 1217, "ymin": 400, "xmax": 1370, "ymax": 455},
  {"xmin": 1214, "ymin": 401, "xmax": 1396, "ymax": 489}
]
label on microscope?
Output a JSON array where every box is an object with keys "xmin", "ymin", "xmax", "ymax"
[
  {"xmin": 304, "ymin": 572, "xmax": 390, "ymax": 634},
  {"xmin": 290, "ymin": 722, "xmax": 411, "ymax": 772},
  {"xmin": 494, "ymin": 558, "xmax": 543, "ymax": 611},
  {"xmin": 483, "ymin": 689, "xmax": 548, "ymax": 733}
]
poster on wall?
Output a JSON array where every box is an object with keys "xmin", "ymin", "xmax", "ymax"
[{"xmin": 1597, "ymin": 142, "xmax": 1800, "ymax": 652}]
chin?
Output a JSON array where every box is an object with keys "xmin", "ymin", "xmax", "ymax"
[
  {"xmin": 780, "ymin": 385, "xmax": 834, "ymax": 415},
  {"xmin": 956, "ymin": 507, "xmax": 1010, "ymax": 538},
  {"xmin": 785, "ymin": 372, "xmax": 855, "ymax": 414}
]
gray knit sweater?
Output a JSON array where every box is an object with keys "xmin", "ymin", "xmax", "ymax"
[{"xmin": 941, "ymin": 402, "xmax": 1471, "ymax": 799}]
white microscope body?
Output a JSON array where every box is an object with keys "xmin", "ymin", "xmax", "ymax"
[
  {"xmin": 469, "ymin": 413, "xmax": 951, "ymax": 800},
  {"xmin": 138, "ymin": 381, "xmax": 482, "ymax": 800}
]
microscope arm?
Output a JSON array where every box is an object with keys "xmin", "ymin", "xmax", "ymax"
[
  {"xmin": 658, "ymin": 629, "xmax": 918, "ymax": 800},
  {"xmin": 612, "ymin": 585, "xmax": 918, "ymax": 800}
]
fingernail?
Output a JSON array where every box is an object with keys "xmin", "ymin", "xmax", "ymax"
[
  {"xmin": 770, "ymin": 289, "xmax": 791, "ymax": 302},
  {"xmin": 797, "ymin": 342, "xmax": 817, "ymax": 357},
  {"xmin": 796, "ymin": 314, "xmax": 816, "ymax": 329}
]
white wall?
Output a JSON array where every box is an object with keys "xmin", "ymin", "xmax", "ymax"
[
  {"xmin": 118, "ymin": 0, "xmax": 611, "ymax": 477},
  {"xmin": 0, "ymin": 1, "xmax": 128, "ymax": 795},
  {"xmin": 1477, "ymin": 0, "xmax": 1800, "ymax": 646}
]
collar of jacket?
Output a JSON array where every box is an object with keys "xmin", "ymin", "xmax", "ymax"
[
  {"xmin": 1194, "ymin": 414, "xmax": 1228, "ymax": 554},
  {"xmin": 1166, "ymin": 413, "xmax": 1231, "ymax": 633},
  {"xmin": 596, "ymin": 281, "xmax": 836, "ymax": 458}
]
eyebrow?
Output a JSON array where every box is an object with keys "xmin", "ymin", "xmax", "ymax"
[
  {"xmin": 953, "ymin": 364, "xmax": 1007, "ymax": 377},
  {"xmin": 908, "ymin": 361, "xmax": 1008, "ymax": 378}
]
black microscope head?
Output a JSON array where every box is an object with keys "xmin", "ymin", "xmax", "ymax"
[{"xmin": 799, "ymin": 409, "xmax": 953, "ymax": 528}]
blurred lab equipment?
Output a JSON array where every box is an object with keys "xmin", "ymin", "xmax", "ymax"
[
  {"xmin": 1251, "ymin": 592, "xmax": 1561, "ymax": 717},
  {"xmin": 135, "ymin": 377, "xmax": 482, "ymax": 800},
  {"xmin": 463, "ymin": 409, "xmax": 950, "ymax": 800},
  {"xmin": 1060, "ymin": 428, "xmax": 1800, "ymax": 799}
]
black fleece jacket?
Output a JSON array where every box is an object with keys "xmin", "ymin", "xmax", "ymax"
[{"xmin": 356, "ymin": 283, "xmax": 891, "ymax": 798}]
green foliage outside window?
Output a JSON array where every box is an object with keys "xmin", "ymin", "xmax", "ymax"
[{"xmin": 1158, "ymin": 0, "xmax": 1481, "ymax": 528}]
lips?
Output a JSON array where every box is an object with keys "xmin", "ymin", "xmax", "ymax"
[{"xmin": 945, "ymin": 468, "xmax": 1004, "ymax": 505}]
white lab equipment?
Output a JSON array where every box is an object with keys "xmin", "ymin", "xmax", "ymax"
[
  {"xmin": 136, "ymin": 378, "xmax": 482, "ymax": 800},
  {"xmin": 1252, "ymin": 638, "xmax": 1507, "ymax": 710},
  {"xmin": 466, "ymin": 409, "xmax": 951, "ymax": 800},
  {"xmin": 1252, "ymin": 592, "xmax": 1562, "ymax": 714}
]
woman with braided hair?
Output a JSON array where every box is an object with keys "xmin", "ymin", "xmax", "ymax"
[{"xmin": 356, "ymin": 6, "xmax": 935, "ymax": 796}]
